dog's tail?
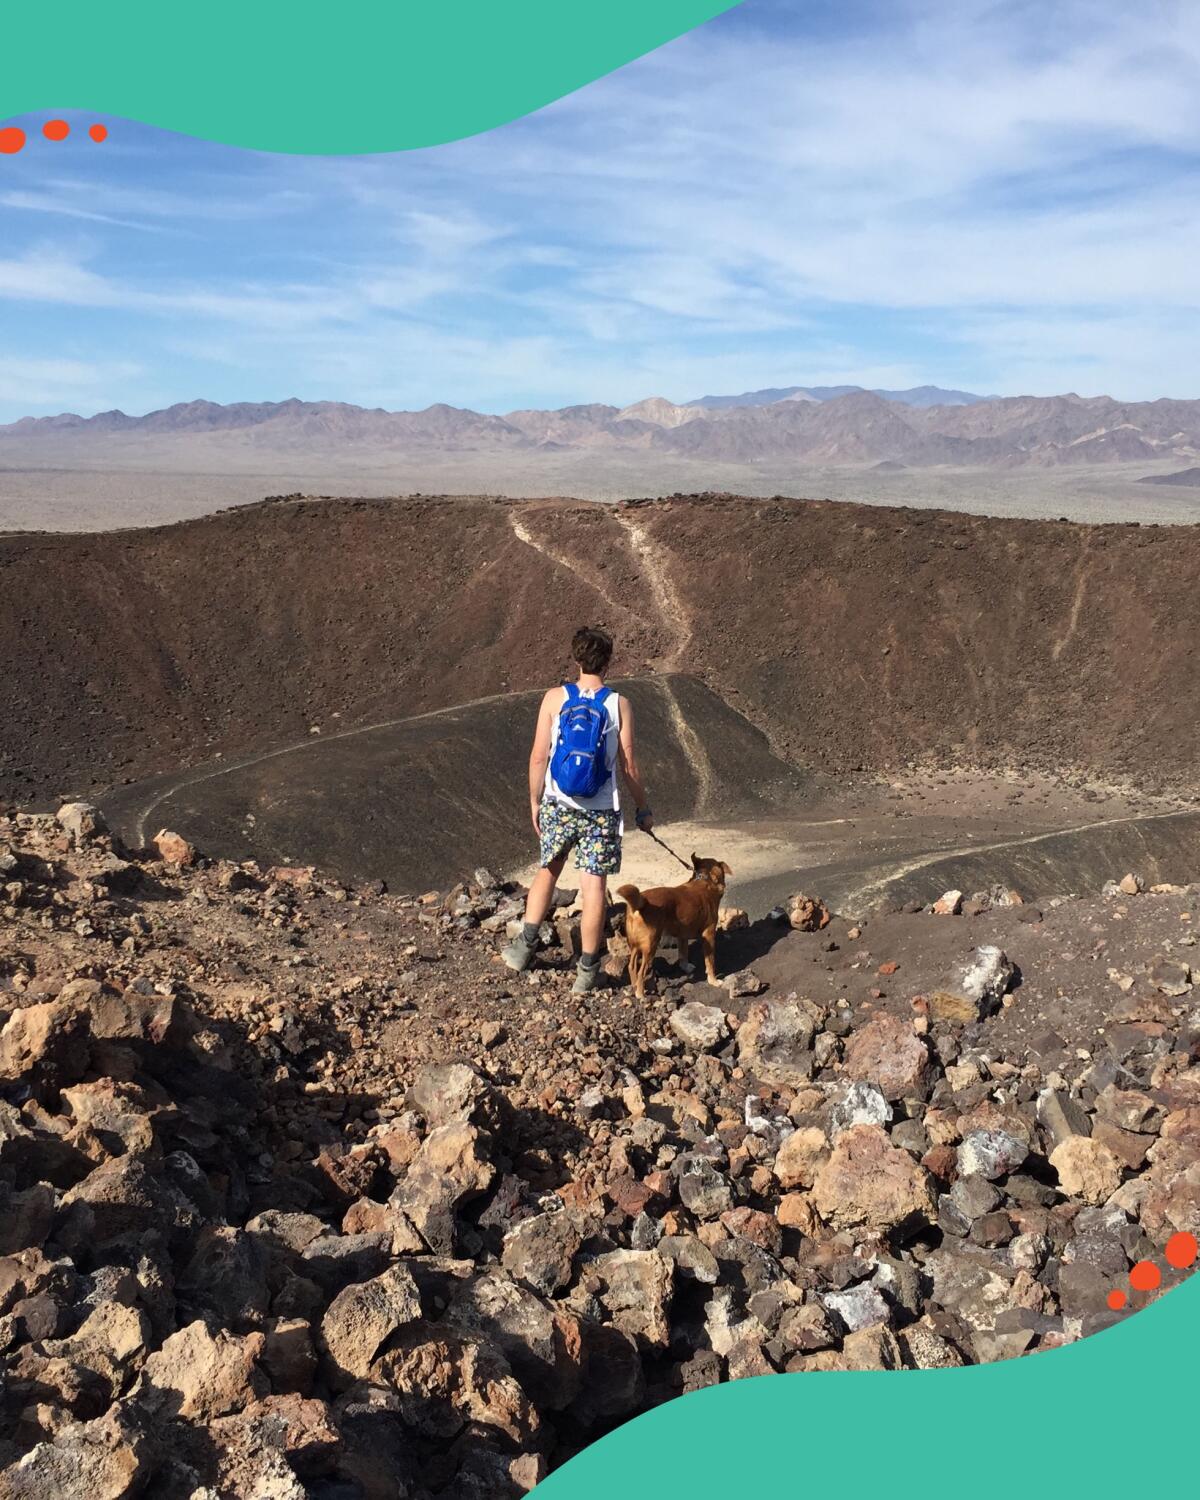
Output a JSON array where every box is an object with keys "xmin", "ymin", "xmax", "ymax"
[{"xmin": 617, "ymin": 883, "xmax": 645, "ymax": 913}]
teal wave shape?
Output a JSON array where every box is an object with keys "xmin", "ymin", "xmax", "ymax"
[
  {"xmin": 539, "ymin": 1269, "xmax": 1197, "ymax": 1496},
  {"xmin": 1, "ymin": 1, "xmax": 742, "ymax": 153}
]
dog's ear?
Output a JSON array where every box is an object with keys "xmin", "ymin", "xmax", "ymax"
[
  {"xmin": 691, "ymin": 852, "xmax": 700, "ymax": 866},
  {"xmin": 721, "ymin": 862, "xmax": 733, "ymax": 876}
]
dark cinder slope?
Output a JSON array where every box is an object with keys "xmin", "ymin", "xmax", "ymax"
[
  {"xmin": 99, "ymin": 675, "xmax": 813, "ymax": 893},
  {"xmin": 3, "ymin": 493, "xmax": 1200, "ymax": 813},
  {"xmin": 601, "ymin": 494, "xmax": 1200, "ymax": 790},
  {"xmin": 0, "ymin": 496, "xmax": 661, "ymax": 803},
  {"xmin": 1141, "ymin": 468, "xmax": 1200, "ymax": 487}
]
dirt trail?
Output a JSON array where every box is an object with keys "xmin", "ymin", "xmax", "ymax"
[
  {"xmin": 656, "ymin": 677, "xmax": 717, "ymax": 817},
  {"xmin": 613, "ymin": 507, "xmax": 691, "ymax": 669},
  {"xmin": 1051, "ymin": 531, "xmax": 1095, "ymax": 661},
  {"xmin": 836, "ymin": 805, "xmax": 1200, "ymax": 911},
  {"xmin": 506, "ymin": 507, "xmax": 630, "ymax": 619},
  {"xmin": 511, "ymin": 815, "xmax": 850, "ymax": 896},
  {"xmin": 507, "ymin": 507, "xmax": 714, "ymax": 818}
]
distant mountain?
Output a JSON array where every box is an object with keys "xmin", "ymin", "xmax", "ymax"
[
  {"xmin": 9, "ymin": 399, "xmax": 530, "ymax": 448},
  {"xmin": 688, "ymin": 385, "xmax": 819, "ymax": 409},
  {"xmin": 4, "ymin": 390, "xmax": 1200, "ymax": 470},
  {"xmin": 687, "ymin": 383, "xmax": 989, "ymax": 409}
]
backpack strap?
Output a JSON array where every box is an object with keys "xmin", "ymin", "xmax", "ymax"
[
  {"xmin": 562, "ymin": 681, "xmax": 580, "ymax": 705},
  {"xmin": 592, "ymin": 685, "xmax": 612, "ymax": 708}
]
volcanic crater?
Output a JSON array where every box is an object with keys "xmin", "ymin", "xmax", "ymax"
[{"xmin": 3, "ymin": 491, "xmax": 1200, "ymax": 906}]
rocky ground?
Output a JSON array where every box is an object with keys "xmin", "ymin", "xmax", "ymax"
[{"xmin": 1, "ymin": 805, "xmax": 1198, "ymax": 1498}]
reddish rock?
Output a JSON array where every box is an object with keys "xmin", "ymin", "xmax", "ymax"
[
  {"xmin": 922, "ymin": 1144, "xmax": 959, "ymax": 1182},
  {"xmin": 843, "ymin": 1011, "xmax": 930, "ymax": 1101},
  {"xmin": 812, "ymin": 1124, "xmax": 937, "ymax": 1233},
  {"xmin": 605, "ymin": 1174, "xmax": 660, "ymax": 1218},
  {"xmin": 152, "ymin": 828, "xmax": 197, "ymax": 866},
  {"xmin": 773, "ymin": 1126, "xmax": 829, "ymax": 1190},
  {"xmin": 0, "ymin": 1000, "xmax": 90, "ymax": 1096},
  {"xmin": 788, "ymin": 893, "xmax": 831, "ymax": 932},
  {"xmin": 719, "ymin": 1206, "xmax": 783, "ymax": 1254}
]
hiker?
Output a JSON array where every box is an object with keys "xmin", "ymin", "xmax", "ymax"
[{"xmin": 502, "ymin": 626, "xmax": 652, "ymax": 993}]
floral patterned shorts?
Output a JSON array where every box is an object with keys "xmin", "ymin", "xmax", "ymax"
[{"xmin": 538, "ymin": 798, "xmax": 622, "ymax": 876}]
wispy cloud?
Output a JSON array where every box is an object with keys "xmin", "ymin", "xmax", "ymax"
[
  {"xmin": 0, "ymin": 353, "xmax": 144, "ymax": 407},
  {"xmin": 1, "ymin": 0, "xmax": 1198, "ymax": 419},
  {"xmin": 0, "ymin": 190, "xmax": 169, "ymax": 232}
]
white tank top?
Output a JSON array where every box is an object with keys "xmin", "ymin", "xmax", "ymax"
[{"xmin": 545, "ymin": 685, "xmax": 622, "ymax": 814}]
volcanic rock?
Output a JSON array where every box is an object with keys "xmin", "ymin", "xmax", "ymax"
[
  {"xmin": 55, "ymin": 802, "xmax": 108, "ymax": 848},
  {"xmin": 829, "ymin": 1081, "xmax": 892, "ymax": 1135},
  {"xmin": 669, "ymin": 1001, "xmax": 729, "ymax": 1052},
  {"xmin": 1050, "ymin": 1137, "xmax": 1125, "ymax": 1205},
  {"xmin": 773, "ymin": 1126, "xmax": 829, "ymax": 1190},
  {"xmin": 823, "ymin": 1283, "xmax": 889, "ymax": 1333},
  {"xmin": 811, "ymin": 1125, "xmax": 936, "ymax": 1233},
  {"xmin": 1036, "ymin": 1088, "xmax": 1092, "ymax": 1151},
  {"xmin": 930, "ymin": 946, "xmax": 1015, "ymax": 1022},
  {"xmin": 141, "ymin": 1321, "xmax": 267, "ymax": 1421},
  {"xmin": 497, "ymin": 1212, "xmax": 579, "ymax": 1300},
  {"xmin": 787, "ymin": 893, "xmax": 831, "ymax": 931},
  {"xmin": 737, "ymin": 997, "xmax": 825, "ymax": 1085},
  {"xmin": 957, "ymin": 1129, "xmax": 1029, "ymax": 1181},
  {"xmin": 0, "ymin": 1404, "xmax": 146, "ymax": 1500},
  {"xmin": 320, "ymin": 1263, "xmax": 422, "ymax": 1383},
  {"xmin": 150, "ymin": 830, "xmax": 194, "ymax": 869},
  {"xmin": 843, "ymin": 1011, "xmax": 930, "ymax": 1101}
]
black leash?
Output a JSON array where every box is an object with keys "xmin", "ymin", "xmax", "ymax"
[{"xmin": 641, "ymin": 824, "xmax": 692, "ymax": 871}]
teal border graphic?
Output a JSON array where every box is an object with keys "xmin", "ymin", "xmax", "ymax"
[
  {"xmin": 1, "ymin": 1, "xmax": 742, "ymax": 153},
  {"xmin": 4, "ymin": 3, "xmax": 1194, "ymax": 1494},
  {"xmin": 539, "ymin": 1272, "xmax": 1197, "ymax": 1495}
]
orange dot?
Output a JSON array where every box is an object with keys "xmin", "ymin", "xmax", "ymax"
[
  {"xmin": 0, "ymin": 126, "xmax": 26, "ymax": 154},
  {"xmin": 1107, "ymin": 1289, "xmax": 1127, "ymax": 1311},
  {"xmin": 1166, "ymin": 1231, "xmax": 1198, "ymax": 1269},
  {"xmin": 43, "ymin": 119, "xmax": 70, "ymax": 141},
  {"xmin": 1130, "ymin": 1260, "xmax": 1162, "ymax": 1292},
  {"xmin": 89, "ymin": 123, "xmax": 107, "ymax": 143}
]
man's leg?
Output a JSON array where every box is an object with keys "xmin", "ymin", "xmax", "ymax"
[
  {"xmin": 523, "ymin": 854, "xmax": 566, "ymax": 930},
  {"xmin": 502, "ymin": 851, "xmax": 566, "ymax": 972},
  {"xmin": 504, "ymin": 800, "xmax": 574, "ymax": 973},
  {"xmin": 572, "ymin": 871, "xmax": 607, "ymax": 993},
  {"xmin": 578, "ymin": 872, "xmax": 607, "ymax": 955}
]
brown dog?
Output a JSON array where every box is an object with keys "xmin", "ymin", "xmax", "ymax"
[{"xmin": 618, "ymin": 854, "xmax": 732, "ymax": 1000}]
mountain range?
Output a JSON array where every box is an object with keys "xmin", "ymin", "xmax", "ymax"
[
  {"xmin": 4, "ymin": 386, "xmax": 1200, "ymax": 470},
  {"xmin": 685, "ymin": 382, "xmax": 990, "ymax": 409}
]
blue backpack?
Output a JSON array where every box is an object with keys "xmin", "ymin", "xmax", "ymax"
[{"xmin": 550, "ymin": 683, "xmax": 612, "ymax": 798}]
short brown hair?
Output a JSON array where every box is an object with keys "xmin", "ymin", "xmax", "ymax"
[{"xmin": 572, "ymin": 626, "xmax": 613, "ymax": 675}]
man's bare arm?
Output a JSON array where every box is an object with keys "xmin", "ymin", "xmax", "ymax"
[
  {"xmin": 528, "ymin": 689, "xmax": 558, "ymax": 834},
  {"xmin": 618, "ymin": 698, "xmax": 653, "ymax": 830}
]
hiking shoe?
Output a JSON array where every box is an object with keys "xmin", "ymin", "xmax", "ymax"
[
  {"xmin": 501, "ymin": 935, "xmax": 537, "ymax": 972},
  {"xmin": 572, "ymin": 961, "xmax": 601, "ymax": 995}
]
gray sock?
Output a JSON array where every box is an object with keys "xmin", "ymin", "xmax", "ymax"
[
  {"xmin": 521, "ymin": 922, "xmax": 540, "ymax": 947},
  {"xmin": 580, "ymin": 951, "xmax": 600, "ymax": 969}
]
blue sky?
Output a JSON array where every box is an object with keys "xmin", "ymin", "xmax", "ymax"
[{"xmin": 1, "ymin": 0, "xmax": 1199, "ymax": 421}]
